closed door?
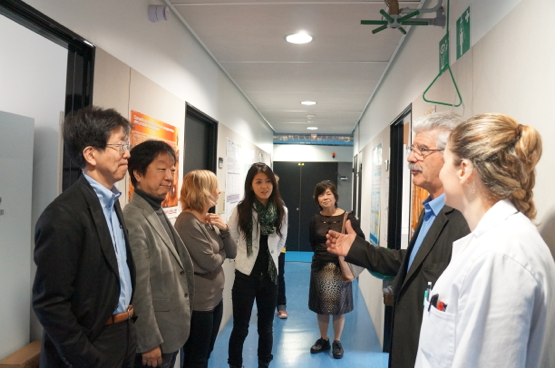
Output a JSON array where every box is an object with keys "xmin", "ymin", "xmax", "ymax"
[
  {"xmin": 273, "ymin": 161, "xmax": 338, "ymax": 251},
  {"xmin": 0, "ymin": 111, "xmax": 34, "ymax": 357},
  {"xmin": 184, "ymin": 104, "xmax": 217, "ymax": 175}
]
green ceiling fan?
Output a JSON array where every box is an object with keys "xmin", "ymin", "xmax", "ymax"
[{"xmin": 361, "ymin": 0, "xmax": 446, "ymax": 34}]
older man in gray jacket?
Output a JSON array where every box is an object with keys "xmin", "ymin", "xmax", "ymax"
[{"xmin": 123, "ymin": 140, "xmax": 195, "ymax": 368}]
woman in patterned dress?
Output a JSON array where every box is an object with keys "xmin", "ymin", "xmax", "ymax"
[{"xmin": 308, "ymin": 180, "xmax": 365, "ymax": 359}]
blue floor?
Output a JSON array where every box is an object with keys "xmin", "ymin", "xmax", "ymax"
[{"xmin": 208, "ymin": 253, "xmax": 389, "ymax": 367}]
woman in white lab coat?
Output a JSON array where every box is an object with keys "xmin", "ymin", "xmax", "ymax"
[{"xmin": 415, "ymin": 113, "xmax": 555, "ymax": 368}]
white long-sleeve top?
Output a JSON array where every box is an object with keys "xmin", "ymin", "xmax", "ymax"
[
  {"xmin": 415, "ymin": 199, "xmax": 555, "ymax": 368},
  {"xmin": 228, "ymin": 206, "xmax": 288, "ymax": 276}
]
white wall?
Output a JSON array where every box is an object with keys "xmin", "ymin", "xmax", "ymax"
[
  {"xmin": 273, "ymin": 144, "xmax": 353, "ymax": 162},
  {"xmin": 0, "ymin": 13, "xmax": 67, "ymax": 355},
  {"xmin": 23, "ymin": 0, "xmax": 274, "ymax": 152},
  {"xmin": 354, "ymin": 0, "xmax": 555, "ymax": 347}
]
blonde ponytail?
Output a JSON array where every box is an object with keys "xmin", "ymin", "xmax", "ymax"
[{"xmin": 448, "ymin": 113, "xmax": 542, "ymax": 219}]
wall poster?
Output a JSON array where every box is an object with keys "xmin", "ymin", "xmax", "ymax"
[
  {"xmin": 369, "ymin": 144, "xmax": 382, "ymax": 245},
  {"xmin": 225, "ymin": 138, "xmax": 242, "ymax": 221},
  {"xmin": 129, "ymin": 110, "xmax": 180, "ymax": 217}
]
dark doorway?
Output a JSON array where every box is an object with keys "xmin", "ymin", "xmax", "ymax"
[
  {"xmin": 383, "ymin": 104, "xmax": 412, "ymax": 353},
  {"xmin": 273, "ymin": 161, "xmax": 338, "ymax": 251},
  {"xmin": 0, "ymin": 1, "xmax": 95, "ymax": 191},
  {"xmin": 352, "ymin": 154, "xmax": 358, "ymax": 218},
  {"xmin": 184, "ymin": 103, "xmax": 217, "ymax": 175}
]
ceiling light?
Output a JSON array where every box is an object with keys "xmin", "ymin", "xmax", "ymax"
[
  {"xmin": 307, "ymin": 127, "xmax": 318, "ymax": 130},
  {"xmin": 286, "ymin": 32, "xmax": 313, "ymax": 44},
  {"xmin": 301, "ymin": 101, "xmax": 317, "ymax": 106}
]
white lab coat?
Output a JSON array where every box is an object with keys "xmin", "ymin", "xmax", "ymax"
[{"xmin": 415, "ymin": 199, "xmax": 555, "ymax": 368}]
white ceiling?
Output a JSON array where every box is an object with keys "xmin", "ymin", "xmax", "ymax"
[{"xmin": 167, "ymin": 0, "xmax": 422, "ymax": 135}]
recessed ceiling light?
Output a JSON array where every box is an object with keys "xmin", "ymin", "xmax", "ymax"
[
  {"xmin": 286, "ymin": 32, "xmax": 313, "ymax": 44},
  {"xmin": 307, "ymin": 127, "xmax": 318, "ymax": 130},
  {"xmin": 301, "ymin": 101, "xmax": 317, "ymax": 106}
]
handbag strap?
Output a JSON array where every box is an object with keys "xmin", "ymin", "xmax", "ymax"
[{"xmin": 340, "ymin": 212, "xmax": 348, "ymax": 234}]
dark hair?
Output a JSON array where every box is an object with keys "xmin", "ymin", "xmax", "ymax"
[
  {"xmin": 63, "ymin": 106, "xmax": 131, "ymax": 168},
  {"xmin": 128, "ymin": 140, "xmax": 176, "ymax": 187},
  {"xmin": 313, "ymin": 180, "xmax": 338, "ymax": 210},
  {"xmin": 236, "ymin": 163, "xmax": 286, "ymax": 238}
]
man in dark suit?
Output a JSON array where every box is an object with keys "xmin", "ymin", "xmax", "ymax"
[
  {"xmin": 326, "ymin": 112, "xmax": 470, "ymax": 368},
  {"xmin": 33, "ymin": 106, "xmax": 137, "ymax": 367},
  {"xmin": 123, "ymin": 140, "xmax": 195, "ymax": 368}
]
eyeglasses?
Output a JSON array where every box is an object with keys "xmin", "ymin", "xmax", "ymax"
[
  {"xmin": 406, "ymin": 144, "xmax": 443, "ymax": 159},
  {"xmin": 106, "ymin": 142, "xmax": 131, "ymax": 154}
]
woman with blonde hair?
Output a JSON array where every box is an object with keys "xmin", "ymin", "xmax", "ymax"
[
  {"xmin": 175, "ymin": 170, "xmax": 237, "ymax": 368},
  {"xmin": 415, "ymin": 113, "xmax": 555, "ymax": 368}
]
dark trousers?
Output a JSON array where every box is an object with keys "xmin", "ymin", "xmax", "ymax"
[
  {"xmin": 182, "ymin": 300, "xmax": 224, "ymax": 368},
  {"xmin": 134, "ymin": 350, "xmax": 177, "ymax": 368},
  {"xmin": 228, "ymin": 270, "xmax": 278, "ymax": 367},
  {"xmin": 277, "ymin": 251, "xmax": 287, "ymax": 310},
  {"xmin": 94, "ymin": 319, "xmax": 137, "ymax": 368}
]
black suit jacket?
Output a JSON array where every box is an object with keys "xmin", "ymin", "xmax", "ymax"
[
  {"xmin": 346, "ymin": 205, "xmax": 469, "ymax": 368},
  {"xmin": 32, "ymin": 175, "xmax": 136, "ymax": 368}
]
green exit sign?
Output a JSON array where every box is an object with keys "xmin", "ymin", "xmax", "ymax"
[
  {"xmin": 457, "ymin": 7, "xmax": 470, "ymax": 59},
  {"xmin": 439, "ymin": 34, "xmax": 449, "ymax": 73}
]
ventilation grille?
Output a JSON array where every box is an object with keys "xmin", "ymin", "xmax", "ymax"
[{"xmin": 273, "ymin": 134, "xmax": 353, "ymax": 146}]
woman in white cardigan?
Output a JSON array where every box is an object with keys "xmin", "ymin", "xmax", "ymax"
[
  {"xmin": 415, "ymin": 113, "xmax": 555, "ymax": 368},
  {"xmin": 227, "ymin": 163, "xmax": 287, "ymax": 368}
]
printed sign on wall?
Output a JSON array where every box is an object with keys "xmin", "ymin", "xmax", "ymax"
[
  {"xmin": 129, "ymin": 110, "xmax": 180, "ymax": 217},
  {"xmin": 457, "ymin": 7, "xmax": 470, "ymax": 59},
  {"xmin": 370, "ymin": 144, "xmax": 382, "ymax": 246},
  {"xmin": 439, "ymin": 34, "xmax": 449, "ymax": 73}
]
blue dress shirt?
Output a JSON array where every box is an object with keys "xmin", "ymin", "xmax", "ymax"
[
  {"xmin": 84, "ymin": 173, "xmax": 132, "ymax": 314},
  {"xmin": 406, "ymin": 194, "xmax": 445, "ymax": 272}
]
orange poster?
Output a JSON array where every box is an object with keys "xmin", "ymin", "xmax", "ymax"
[{"xmin": 129, "ymin": 110, "xmax": 180, "ymax": 217}]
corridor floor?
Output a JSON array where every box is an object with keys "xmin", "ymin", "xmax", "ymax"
[{"xmin": 208, "ymin": 253, "xmax": 389, "ymax": 368}]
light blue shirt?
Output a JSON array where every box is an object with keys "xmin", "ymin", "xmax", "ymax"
[
  {"xmin": 406, "ymin": 194, "xmax": 445, "ymax": 272},
  {"xmin": 84, "ymin": 173, "xmax": 132, "ymax": 314}
]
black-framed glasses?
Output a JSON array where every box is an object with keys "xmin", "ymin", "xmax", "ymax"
[
  {"xmin": 406, "ymin": 144, "xmax": 443, "ymax": 159},
  {"xmin": 106, "ymin": 142, "xmax": 131, "ymax": 154}
]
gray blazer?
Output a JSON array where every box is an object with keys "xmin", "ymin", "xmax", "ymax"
[{"xmin": 123, "ymin": 193, "xmax": 195, "ymax": 354}]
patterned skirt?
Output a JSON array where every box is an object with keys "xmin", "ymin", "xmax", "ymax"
[{"xmin": 308, "ymin": 260, "xmax": 354, "ymax": 315}]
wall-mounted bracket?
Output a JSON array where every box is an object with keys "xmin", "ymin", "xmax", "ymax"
[
  {"xmin": 361, "ymin": 0, "xmax": 445, "ymax": 34},
  {"xmin": 422, "ymin": 0, "xmax": 463, "ymax": 107}
]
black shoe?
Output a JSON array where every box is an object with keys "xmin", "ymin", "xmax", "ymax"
[
  {"xmin": 310, "ymin": 337, "xmax": 331, "ymax": 353},
  {"xmin": 332, "ymin": 340, "xmax": 344, "ymax": 359},
  {"xmin": 258, "ymin": 358, "xmax": 270, "ymax": 368}
]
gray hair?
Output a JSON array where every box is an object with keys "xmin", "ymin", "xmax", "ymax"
[{"xmin": 413, "ymin": 112, "xmax": 464, "ymax": 150}]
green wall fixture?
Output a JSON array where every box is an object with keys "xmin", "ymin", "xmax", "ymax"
[{"xmin": 422, "ymin": 0, "xmax": 463, "ymax": 107}]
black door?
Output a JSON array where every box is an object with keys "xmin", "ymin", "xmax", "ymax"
[
  {"xmin": 273, "ymin": 161, "xmax": 338, "ymax": 251},
  {"xmin": 184, "ymin": 103, "xmax": 217, "ymax": 175},
  {"xmin": 273, "ymin": 162, "xmax": 301, "ymax": 250}
]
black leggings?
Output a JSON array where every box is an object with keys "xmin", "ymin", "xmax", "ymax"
[
  {"xmin": 228, "ymin": 270, "xmax": 278, "ymax": 366},
  {"xmin": 182, "ymin": 300, "xmax": 224, "ymax": 368}
]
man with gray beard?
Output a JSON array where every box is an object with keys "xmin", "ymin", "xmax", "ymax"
[{"xmin": 326, "ymin": 112, "xmax": 470, "ymax": 368}]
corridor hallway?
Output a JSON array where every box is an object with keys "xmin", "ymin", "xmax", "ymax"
[{"xmin": 208, "ymin": 253, "xmax": 389, "ymax": 367}]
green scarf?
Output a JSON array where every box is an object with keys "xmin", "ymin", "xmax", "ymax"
[{"xmin": 247, "ymin": 199, "xmax": 278, "ymax": 283}]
